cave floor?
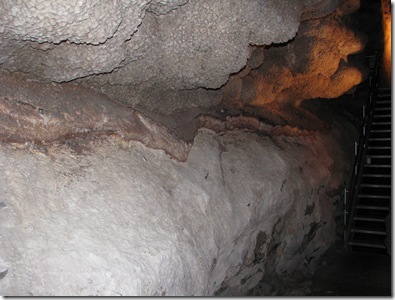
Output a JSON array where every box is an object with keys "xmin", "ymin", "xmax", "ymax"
[{"xmin": 309, "ymin": 245, "xmax": 392, "ymax": 296}]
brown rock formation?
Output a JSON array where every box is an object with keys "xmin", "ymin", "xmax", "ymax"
[
  {"xmin": 0, "ymin": 75, "xmax": 191, "ymax": 162},
  {"xmin": 217, "ymin": 10, "xmax": 368, "ymax": 128}
]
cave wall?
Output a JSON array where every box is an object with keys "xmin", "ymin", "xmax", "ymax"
[
  {"xmin": 214, "ymin": 7, "xmax": 368, "ymax": 128},
  {"xmin": 0, "ymin": 0, "xmax": 367, "ymax": 296},
  {"xmin": 220, "ymin": 14, "xmax": 367, "ymax": 108},
  {"xmin": 0, "ymin": 116, "xmax": 356, "ymax": 296}
]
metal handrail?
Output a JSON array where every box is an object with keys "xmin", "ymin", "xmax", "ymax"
[{"xmin": 344, "ymin": 51, "xmax": 382, "ymax": 249}]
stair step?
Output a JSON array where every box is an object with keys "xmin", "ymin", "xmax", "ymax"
[
  {"xmin": 367, "ymin": 146, "xmax": 391, "ymax": 149},
  {"xmin": 365, "ymin": 158, "xmax": 391, "ymax": 165},
  {"xmin": 364, "ymin": 164, "xmax": 391, "ymax": 167},
  {"xmin": 351, "ymin": 228, "xmax": 386, "ymax": 235},
  {"xmin": 362, "ymin": 173, "xmax": 391, "ymax": 177},
  {"xmin": 347, "ymin": 85, "xmax": 391, "ymax": 253},
  {"xmin": 368, "ymin": 138, "xmax": 391, "ymax": 141},
  {"xmin": 357, "ymin": 199, "xmax": 390, "ymax": 212},
  {"xmin": 365, "ymin": 160, "xmax": 392, "ymax": 164},
  {"xmin": 360, "ymin": 183, "xmax": 391, "ymax": 188},
  {"xmin": 358, "ymin": 194, "xmax": 391, "ymax": 199},
  {"xmin": 370, "ymin": 129, "xmax": 391, "ymax": 133},
  {"xmin": 348, "ymin": 240, "xmax": 386, "ymax": 249},
  {"xmin": 372, "ymin": 121, "xmax": 391, "ymax": 125},
  {"xmin": 370, "ymin": 130, "xmax": 391, "ymax": 136},
  {"xmin": 365, "ymin": 162, "xmax": 391, "ymax": 167},
  {"xmin": 373, "ymin": 115, "xmax": 391, "ymax": 120},
  {"xmin": 377, "ymin": 92, "xmax": 391, "ymax": 97},
  {"xmin": 366, "ymin": 155, "xmax": 391, "ymax": 158},
  {"xmin": 367, "ymin": 147, "xmax": 391, "ymax": 154},
  {"xmin": 372, "ymin": 120, "xmax": 391, "ymax": 126},
  {"xmin": 354, "ymin": 215, "xmax": 386, "ymax": 222},
  {"xmin": 354, "ymin": 216, "xmax": 385, "ymax": 222},
  {"xmin": 356, "ymin": 204, "xmax": 390, "ymax": 210},
  {"xmin": 373, "ymin": 114, "xmax": 391, "ymax": 118},
  {"xmin": 374, "ymin": 107, "xmax": 391, "ymax": 112},
  {"xmin": 378, "ymin": 87, "xmax": 391, "ymax": 91}
]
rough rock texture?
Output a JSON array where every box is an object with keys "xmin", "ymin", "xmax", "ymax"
[
  {"xmin": 0, "ymin": 0, "xmax": 364, "ymax": 114},
  {"xmin": 301, "ymin": 0, "xmax": 341, "ymax": 19},
  {"xmin": 0, "ymin": 0, "xmax": 302, "ymax": 85},
  {"xmin": 0, "ymin": 74, "xmax": 190, "ymax": 162},
  {"xmin": 0, "ymin": 74, "xmax": 316, "ymax": 163},
  {"xmin": 2, "ymin": 72, "xmax": 347, "ymax": 160},
  {"xmin": 215, "ymin": 11, "xmax": 368, "ymax": 126},
  {"xmin": 0, "ymin": 0, "xmax": 367, "ymax": 296},
  {"xmin": 0, "ymin": 115, "xmax": 355, "ymax": 295}
]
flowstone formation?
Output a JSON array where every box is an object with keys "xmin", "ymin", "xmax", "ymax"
[
  {"xmin": 0, "ymin": 0, "xmax": 366, "ymax": 296},
  {"xmin": 0, "ymin": 119, "xmax": 356, "ymax": 296},
  {"xmin": 216, "ymin": 3, "xmax": 367, "ymax": 128}
]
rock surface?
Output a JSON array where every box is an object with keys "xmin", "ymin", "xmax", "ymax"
[
  {"xmin": 0, "ymin": 0, "xmax": 365, "ymax": 114},
  {"xmin": 215, "ymin": 11, "xmax": 368, "ymax": 126},
  {"xmin": 0, "ymin": 116, "xmax": 354, "ymax": 296},
  {"xmin": 0, "ymin": 74, "xmax": 190, "ymax": 162},
  {"xmin": 0, "ymin": 0, "xmax": 365, "ymax": 296}
]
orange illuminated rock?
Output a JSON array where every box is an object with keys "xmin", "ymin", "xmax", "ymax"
[{"xmin": 217, "ymin": 11, "xmax": 368, "ymax": 126}]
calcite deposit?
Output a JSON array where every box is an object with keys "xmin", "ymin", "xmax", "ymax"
[
  {"xmin": 216, "ymin": 11, "xmax": 368, "ymax": 126},
  {"xmin": 0, "ymin": 117, "xmax": 356, "ymax": 296},
  {"xmin": 0, "ymin": 0, "xmax": 366, "ymax": 296},
  {"xmin": 0, "ymin": 0, "xmax": 365, "ymax": 114}
]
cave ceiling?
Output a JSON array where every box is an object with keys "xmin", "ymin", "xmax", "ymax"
[{"xmin": 0, "ymin": 0, "xmax": 367, "ymax": 153}]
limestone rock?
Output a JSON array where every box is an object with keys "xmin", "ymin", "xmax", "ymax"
[
  {"xmin": 0, "ymin": 119, "xmax": 354, "ymax": 296},
  {"xmin": 0, "ymin": 0, "xmax": 367, "ymax": 296},
  {"xmin": 0, "ymin": 0, "xmax": 150, "ymax": 45},
  {"xmin": 302, "ymin": 0, "xmax": 341, "ymax": 19},
  {"xmin": 0, "ymin": 0, "xmax": 365, "ymax": 115},
  {"xmin": 147, "ymin": 0, "xmax": 190, "ymax": 15},
  {"xmin": 216, "ymin": 11, "xmax": 367, "ymax": 126},
  {"xmin": 0, "ymin": 74, "xmax": 191, "ymax": 162},
  {"xmin": 0, "ymin": 0, "xmax": 302, "ymax": 86}
]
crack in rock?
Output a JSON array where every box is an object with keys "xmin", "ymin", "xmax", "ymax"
[{"xmin": 0, "ymin": 269, "xmax": 8, "ymax": 280}]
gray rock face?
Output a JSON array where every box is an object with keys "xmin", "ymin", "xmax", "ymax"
[
  {"xmin": 0, "ymin": 119, "xmax": 354, "ymax": 296},
  {"xmin": 0, "ymin": 0, "xmax": 302, "ymax": 85},
  {"xmin": 0, "ymin": 0, "xmax": 359, "ymax": 114}
]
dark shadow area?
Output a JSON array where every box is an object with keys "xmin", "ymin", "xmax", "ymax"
[{"xmin": 309, "ymin": 242, "xmax": 391, "ymax": 296}]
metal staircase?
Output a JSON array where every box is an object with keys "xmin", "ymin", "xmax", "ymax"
[{"xmin": 345, "ymin": 53, "xmax": 391, "ymax": 253}]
